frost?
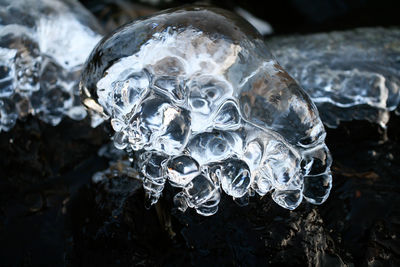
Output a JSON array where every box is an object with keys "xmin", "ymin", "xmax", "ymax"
[
  {"xmin": 81, "ymin": 6, "xmax": 332, "ymax": 215},
  {"xmin": 0, "ymin": 0, "xmax": 102, "ymax": 131}
]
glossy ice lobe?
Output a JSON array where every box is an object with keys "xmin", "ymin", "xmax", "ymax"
[{"xmin": 81, "ymin": 5, "xmax": 333, "ymax": 215}]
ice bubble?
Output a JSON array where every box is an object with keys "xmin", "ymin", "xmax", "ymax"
[
  {"xmin": 81, "ymin": 5, "xmax": 333, "ymax": 215},
  {"xmin": 210, "ymin": 159, "xmax": 251, "ymax": 198},
  {"xmin": 166, "ymin": 155, "xmax": 200, "ymax": 187},
  {"xmin": 174, "ymin": 172, "xmax": 221, "ymax": 216}
]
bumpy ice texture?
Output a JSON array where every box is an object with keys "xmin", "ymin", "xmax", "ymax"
[
  {"xmin": 0, "ymin": 0, "xmax": 102, "ymax": 131},
  {"xmin": 268, "ymin": 28, "xmax": 400, "ymax": 128},
  {"xmin": 81, "ymin": 6, "xmax": 332, "ymax": 216}
]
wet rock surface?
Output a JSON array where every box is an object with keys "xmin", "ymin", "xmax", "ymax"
[
  {"xmin": 0, "ymin": 113, "xmax": 399, "ymax": 266},
  {"xmin": 0, "ymin": 117, "xmax": 108, "ymax": 265}
]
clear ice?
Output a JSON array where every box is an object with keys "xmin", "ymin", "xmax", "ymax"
[
  {"xmin": 268, "ymin": 28, "xmax": 400, "ymax": 128},
  {"xmin": 80, "ymin": 6, "xmax": 332, "ymax": 216},
  {"xmin": 0, "ymin": 0, "xmax": 102, "ymax": 131}
]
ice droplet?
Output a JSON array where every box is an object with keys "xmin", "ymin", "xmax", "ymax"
[
  {"xmin": 167, "ymin": 155, "xmax": 200, "ymax": 187},
  {"xmin": 140, "ymin": 152, "xmax": 168, "ymax": 208},
  {"xmin": 303, "ymin": 173, "xmax": 332, "ymax": 205},
  {"xmin": 180, "ymin": 173, "xmax": 220, "ymax": 216},
  {"xmin": 81, "ymin": 5, "xmax": 333, "ymax": 215},
  {"xmin": 210, "ymin": 159, "xmax": 251, "ymax": 198},
  {"xmin": 272, "ymin": 189, "xmax": 303, "ymax": 210}
]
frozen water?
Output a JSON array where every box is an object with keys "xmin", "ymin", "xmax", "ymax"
[
  {"xmin": 139, "ymin": 152, "xmax": 168, "ymax": 207},
  {"xmin": 174, "ymin": 173, "xmax": 221, "ymax": 216},
  {"xmin": 211, "ymin": 159, "xmax": 251, "ymax": 198},
  {"xmin": 0, "ymin": 0, "xmax": 102, "ymax": 131},
  {"xmin": 268, "ymin": 28, "xmax": 400, "ymax": 128},
  {"xmin": 167, "ymin": 155, "xmax": 200, "ymax": 187},
  {"xmin": 186, "ymin": 131, "xmax": 243, "ymax": 166},
  {"xmin": 81, "ymin": 5, "xmax": 332, "ymax": 215}
]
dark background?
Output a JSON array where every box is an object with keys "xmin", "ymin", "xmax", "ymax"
[
  {"xmin": 80, "ymin": 0, "xmax": 400, "ymax": 34},
  {"xmin": 0, "ymin": 0, "xmax": 399, "ymax": 266}
]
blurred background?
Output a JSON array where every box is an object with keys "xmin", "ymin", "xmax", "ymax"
[{"xmin": 79, "ymin": 0, "xmax": 400, "ymax": 34}]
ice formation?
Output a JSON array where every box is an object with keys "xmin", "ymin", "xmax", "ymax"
[
  {"xmin": 0, "ymin": 0, "xmax": 102, "ymax": 131},
  {"xmin": 81, "ymin": 6, "xmax": 332, "ymax": 215},
  {"xmin": 268, "ymin": 28, "xmax": 400, "ymax": 128}
]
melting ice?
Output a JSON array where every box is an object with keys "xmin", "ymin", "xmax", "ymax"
[
  {"xmin": 0, "ymin": 0, "xmax": 102, "ymax": 131},
  {"xmin": 81, "ymin": 6, "xmax": 333, "ymax": 215},
  {"xmin": 268, "ymin": 28, "xmax": 400, "ymax": 128}
]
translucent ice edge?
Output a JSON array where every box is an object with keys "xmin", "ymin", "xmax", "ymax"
[
  {"xmin": 94, "ymin": 132, "xmax": 332, "ymax": 216},
  {"xmin": 267, "ymin": 27, "xmax": 400, "ymax": 128},
  {"xmin": 0, "ymin": 0, "xmax": 102, "ymax": 131}
]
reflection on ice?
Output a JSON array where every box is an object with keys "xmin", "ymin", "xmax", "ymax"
[{"xmin": 82, "ymin": 6, "xmax": 332, "ymax": 215}]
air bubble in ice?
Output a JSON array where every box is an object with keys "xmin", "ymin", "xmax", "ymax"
[{"xmin": 81, "ymin": 5, "xmax": 333, "ymax": 215}]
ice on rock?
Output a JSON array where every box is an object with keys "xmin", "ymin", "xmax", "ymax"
[
  {"xmin": 97, "ymin": 67, "xmax": 150, "ymax": 118},
  {"xmin": 303, "ymin": 173, "xmax": 332, "ymax": 205},
  {"xmin": 81, "ymin": 5, "xmax": 333, "ymax": 215},
  {"xmin": 268, "ymin": 28, "xmax": 400, "ymax": 128},
  {"xmin": 301, "ymin": 144, "xmax": 332, "ymax": 205},
  {"xmin": 0, "ymin": 0, "xmax": 102, "ymax": 131},
  {"xmin": 242, "ymin": 140, "xmax": 263, "ymax": 171},
  {"xmin": 0, "ymin": 48, "xmax": 17, "ymax": 97}
]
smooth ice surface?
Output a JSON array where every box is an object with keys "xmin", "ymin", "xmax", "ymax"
[
  {"xmin": 268, "ymin": 28, "xmax": 400, "ymax": 128},
  {"xmin": 0, "ymin": 0, "xmax": 102, "ymax": 131},
  {"xmin": 81, "ymin": 5, "xmax": 332, "ymax": 215}
]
